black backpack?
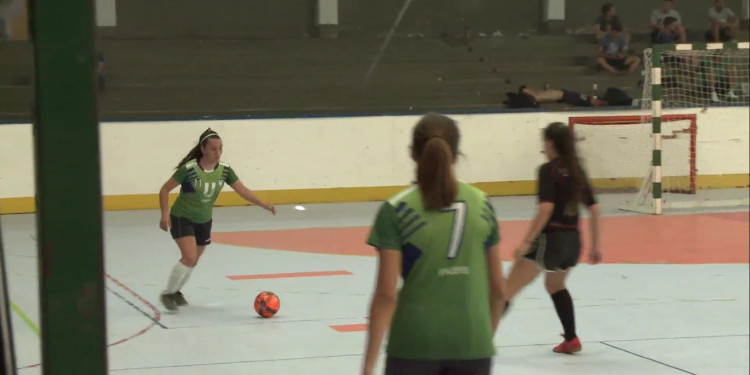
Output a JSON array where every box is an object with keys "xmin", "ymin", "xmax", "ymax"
[{"xmin": 603, "ymin": 87, "xmax": 633, "ymax": 106}]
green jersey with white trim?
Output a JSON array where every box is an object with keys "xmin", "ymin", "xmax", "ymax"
[
  {"xmin": 367, "ymin": 182, "xmax": 500, "ymax": 360},
  {"xmin": 170, "ymin": 159, "xmax": 239, "ymax": 223}
]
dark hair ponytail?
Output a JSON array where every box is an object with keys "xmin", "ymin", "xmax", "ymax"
[
  {"xmin": 411, "ymin": 113, "xmax": 460, "ymax": 210},
  {"xmin": 544, "ymin": 122, "xmax": 586, "ymax": 209},
  {"xmin": 176, "ymin": 128, "xmax": 220, "ymax": 169},
  {"xmin": 417, "ymin": 137, "xmax": 458, "ymax": 210}
]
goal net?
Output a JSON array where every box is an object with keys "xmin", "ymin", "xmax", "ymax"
[{"xmin": 571, "ymin": 42, "xmax": 749, "ymax": 215}]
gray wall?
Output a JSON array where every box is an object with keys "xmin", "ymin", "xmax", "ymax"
[{"xmin": 99, "ymin": 0, "xmax": 746, "ymax": 39}]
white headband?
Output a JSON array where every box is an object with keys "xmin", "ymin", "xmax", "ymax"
[{"xmin": 200, "ymin": 133, "xmax": 218, "ymax": 144}]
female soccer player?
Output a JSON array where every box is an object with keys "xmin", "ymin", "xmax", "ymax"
[
  {"xmin": 362, "ymin": 113, "xmax": 506, "ymax": 375},
  {"xmin": 158, "ymin": 128, "xmax": 275, "ymax": 311},
  {"xmin": 503, "ymin": 122, "xmax": 602, "ymax": 354}
]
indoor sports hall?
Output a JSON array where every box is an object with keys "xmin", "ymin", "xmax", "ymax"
[{"xmin": 1, "ymin": 0, "xmax": 749, "ymax": 374}]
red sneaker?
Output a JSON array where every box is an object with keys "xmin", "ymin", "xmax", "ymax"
[{"xmin": 553, "ymin": 336, "xmax": 582, "ymax": 354}]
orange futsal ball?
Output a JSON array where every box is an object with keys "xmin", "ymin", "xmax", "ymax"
[{"xmin": 254, "ymin": 291, "xmax": 280, "ymax": 318}]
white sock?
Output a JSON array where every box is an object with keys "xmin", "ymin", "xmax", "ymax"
[
  {"xmin": 176, "ymin": 267, "xmax": 194, "ymax": 292},
  {"xmin": 164, "ymin": 262, "xmax": 191, "ymax": 294}
]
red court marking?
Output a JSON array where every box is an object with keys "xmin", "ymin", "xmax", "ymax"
[
  {"xmin": 330, "ymin": 324, "xmax": 368, "ymax": 332},
  {"xmin": 212, "ymin": 211, "xmax": 749, "ymax": 264},
  {"xmin": 20, "ymin": 273, "xmax": 163, "ymax": 370},
  {"xmin": 226, "ymin": 270, "xmax": 353, "ymax": 280}
]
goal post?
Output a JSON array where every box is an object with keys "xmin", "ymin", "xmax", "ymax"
[
  {"xmin": 569, "ymin": 114, "xmax": 698, "ymax": 214},
  {"xmin": 570, "ymin": 41, "xmax": 749, "ymax": 215}
]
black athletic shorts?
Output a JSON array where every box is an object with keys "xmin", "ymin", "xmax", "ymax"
[
  {"xmin": 385, "ymin": 356, "xmax": 491, "ymax": 375},
  {"xmin": 524, "ymin": 230, "xmax": 581, "ymax": 271},
  {"xmin": 605, "ymin": 57, "xmax": 628, "ymax": 71},
  {"xmin": 170, "ymin": 215, "xmax": 212, "ymax": 246}
]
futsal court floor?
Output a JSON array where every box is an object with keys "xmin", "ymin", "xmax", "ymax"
[{"xmin": 3, "ymin": 190, "xmax": 749, "ymax": 375}]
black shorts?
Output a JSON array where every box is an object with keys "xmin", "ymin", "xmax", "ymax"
[
  {"xmin": 705, "ymin": 27, "xmax": 731, "ymax": 42},
  {"xmin": 523, "ymin": 230, "xmax": 581, "ymax": 271},
  {"xmin": 605, "ymin": 57, "xmax": 628, "ymax": 71},
  {"xmin": 170, "ymin": 215, "xmax": 212, "ymax": 246},
  {"xmin": 385, "ymin": 356, "xmax": 491, "ymax": 375}
]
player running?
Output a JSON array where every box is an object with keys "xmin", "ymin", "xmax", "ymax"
[
  {"xmin": 502, "ymin": 122, "xmax": 602, "ymax": 354},
  {"xmin": 157, "ymin": 128, "xmax": 275, "ymax": 311}
]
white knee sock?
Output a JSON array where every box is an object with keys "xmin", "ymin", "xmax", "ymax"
[
  {"xmin": 176, "ymin": 267, "xmax": 194, "ymax": 292},
  {"xmin": 165, "ymin": 262, "xmax": 192, "ymax": 294}
]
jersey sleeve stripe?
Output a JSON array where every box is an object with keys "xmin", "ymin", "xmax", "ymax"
[{"xmin": 401, "ymin": 221, "xmax": 427, "ymax": 241}]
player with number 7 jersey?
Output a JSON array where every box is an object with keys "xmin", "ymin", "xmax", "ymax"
[
  {"xmin": 369, "ymin": 183, "xmax": 499, "ymax": 358},
  {"xmin": 362, "ymin": 114, "xmax": 505, "ymax": 375}
]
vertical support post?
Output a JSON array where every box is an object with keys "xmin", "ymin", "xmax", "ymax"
[
  {"xmin": 316, "ymin": 0, "xmax": 338, "ymax": 38},
  {"xmin": 30, "ymin": 0, "xmax": 108, "ymax": 373},
  {"xmin": 0, "ymin": 222, "xmax": 18, "ymax": 375},
  {"xmin": 651, "ymin": 45, "xmax": 665, "ymax": 214},
  {"xmin": 541, "ymin": 0, "xmax": 566, "ymax": 35}
]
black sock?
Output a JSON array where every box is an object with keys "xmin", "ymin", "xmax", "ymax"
[{"xmin": 550, "ymin": 289, "xmax": 576, "ymax": 341}]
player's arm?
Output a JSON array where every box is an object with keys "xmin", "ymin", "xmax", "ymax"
[
  {"xmin": 229, "ymin": 180, "xmax": 275, "ymax": 214},
  {"xmin": 583, "ymin": 178, "xmax": 602, "ymax": 264},
  {"xmin": 487, "ymin": 243, "xmax": 505, "ymax": 333},
  {"xmin": 363, "ymin": 248, "xmax": 400, "ymax": 374},
  {"xmin": 586, "ymin": 203, "xmax": 601, "ymax": 262},
  {"xmin": 158, "ymin": 178, "xmax": 180, "ymax": 228}
]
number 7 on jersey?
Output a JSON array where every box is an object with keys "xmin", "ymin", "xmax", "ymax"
[{"xmin": 442, "ymin": 202, "xmax": 467, "ymax": 259}]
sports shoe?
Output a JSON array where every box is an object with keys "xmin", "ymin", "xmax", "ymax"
[
  {"xmin": 174, "ymin": 291, "xmax": 188, "ymax": 306},
  {"xmin": 553, "ymin": 335, "xmax": 582, "ymax": 354},
  {"xmin": 160, "ymin": 293, "xmax": 178, "ymax": 311}
]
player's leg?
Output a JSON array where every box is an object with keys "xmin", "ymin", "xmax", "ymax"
[
  {"xmin": 504, "ymin": 258, "xmax": 541, "ymax": 302},
  {"xmin": 174, "ymin": 220, "xmax": 213, "ymax": 306},
  {"xmin": 194, "ymin": 220, "xmax": 212, "ymax": 264},
  {"xmin": 161, "ymin": 216, "xmax": 199, "ymax": 311},
  {"xmin": 384, "ymin": 357, "xmax": 441, "ymax": 375},
  {"xmin": 502, "ymin": 236, "xmax": 545, "ymax": 316},
  {"xmin": 543, "ymin": 231, "xmax": 582, "ymax": 354}
]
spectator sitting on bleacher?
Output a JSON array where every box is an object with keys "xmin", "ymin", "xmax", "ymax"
[
  {"xmin": 597, "ymin": 25, "xmax": 641, "ymax": 76},
  {"xmin": 594, "ymin": 3, "xmax": 630, "ymax": 49},
  {"xmin": 705, "ymin": 0, "xmax": 739, "ymax": 42},
  {"xmin": 650, "ymin": 0, "xmax": 686, "ymax": 44},
  {"xmin": 655, "ymin": 16, "xmax": 685, "ymax": 44}
]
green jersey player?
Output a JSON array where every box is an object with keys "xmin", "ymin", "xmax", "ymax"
[
  {"xmin": 362, "ymin": 114, "xmax": 506, "ymax": 375},
  {"xmin": 158, "ymin": 128, "xmax": 275, "ymax": 311}
]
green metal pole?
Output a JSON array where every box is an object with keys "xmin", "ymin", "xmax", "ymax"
[
  {"xmin": 29, "ymin": 0, "xmax": 108, "ymax": 373},
  {"xmin": 0, "ymin": 221, "xmax": 18, "ymax": 375}
]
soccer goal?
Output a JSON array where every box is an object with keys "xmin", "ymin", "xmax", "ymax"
[{"xmin": 570, "ymin": 42, "xmax": 749, "ymax": 215}]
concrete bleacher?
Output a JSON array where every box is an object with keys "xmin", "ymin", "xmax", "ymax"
[{"xmin": 0, "ymin": 32, "xmax": 741, "ymax": 121}]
